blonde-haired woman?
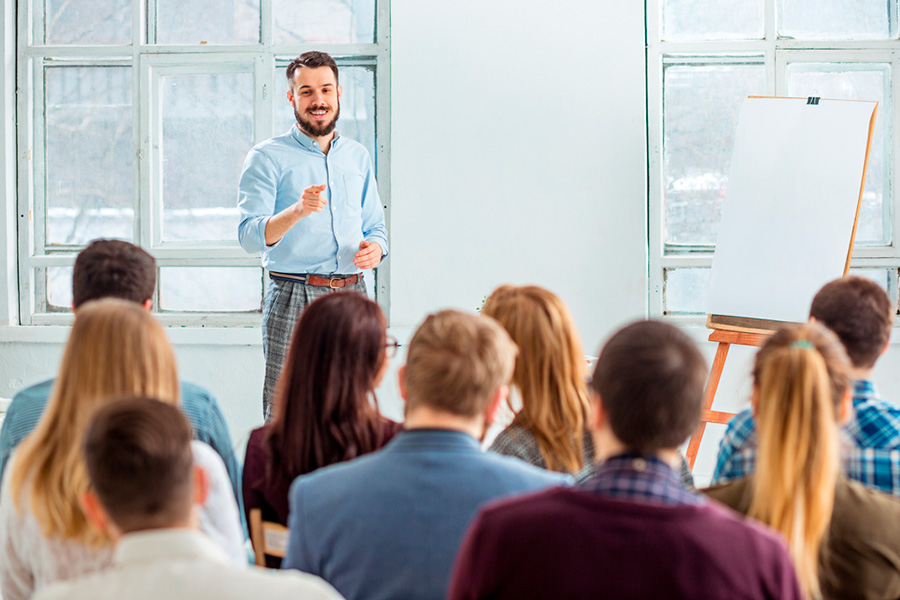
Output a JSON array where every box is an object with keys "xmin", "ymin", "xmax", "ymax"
[
  {"xmin": 482, "ymin": 285, "xmax": 596, "ymax": 478},
  {"xmin": 0, "ymin": 299, "xmax": 244, "ymax": 600},
  {"xmin": 705, "ymin": 322, "xmax": 900, "ymax": 599}
]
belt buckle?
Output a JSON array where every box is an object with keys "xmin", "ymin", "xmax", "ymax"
[{"xmin": 329, "ymin": 277, "xmax": 341, "ymax": 289}]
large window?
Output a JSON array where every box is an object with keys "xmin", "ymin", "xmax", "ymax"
[
  {"xmin": 16, "ymin": 0, "xmax": 389, "ymax": 325},
  {"xmin": 648, "ymin": 0, "xmax": 899, "ymax": 317}
]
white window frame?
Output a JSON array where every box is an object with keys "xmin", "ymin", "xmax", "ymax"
[
  {"xmin": 647, "ymin": 1, "xmax": 900, "ymax": 322},
  {"xmin": 15, "ymin": 0, "xmax": 391, "ymax": 326}
]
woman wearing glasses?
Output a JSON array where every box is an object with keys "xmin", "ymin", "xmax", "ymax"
[{"xmin": 242, "ymin": 292, "xmax": 400, "ymax": 565}]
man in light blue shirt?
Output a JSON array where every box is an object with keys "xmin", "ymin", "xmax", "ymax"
[{"xmin": 237, "ymin": 50, "xmax": 387, "ymax": 417}]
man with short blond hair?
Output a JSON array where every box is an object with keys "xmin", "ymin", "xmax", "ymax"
[
  {"xmin": 282, "ymin": 310, "xmax": 569, "ymax": 600},
  {"xmin": 402, "ymin": 309, "xmax": 516, "ymax": 416}
]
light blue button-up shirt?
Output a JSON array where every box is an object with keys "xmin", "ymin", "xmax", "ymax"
[{"xmin": 237, "ymin": 126, "xmax": 388, "ymax": 274}]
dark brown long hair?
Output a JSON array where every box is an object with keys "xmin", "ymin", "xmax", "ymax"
[{"xmin": 265, "ymin": 292, "xmax": 387, "ymax": 482}]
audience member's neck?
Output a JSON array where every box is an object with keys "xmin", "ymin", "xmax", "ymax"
[
  {"xmin": 404, "ymin": 405, "xmax": 486, "ymax": 440},
  {"xmin": 594, "ymin": 433, "xmax": 681, "ymax": 471},
  {"xmin": 850, "ymin": 364, "xmax": 875, "ymax": 381},
  {"xmin": 117, "ymin": 512, "xmax": 199, "ymax": 541}
]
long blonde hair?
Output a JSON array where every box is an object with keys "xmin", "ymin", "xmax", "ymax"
[
  {"xmin": 10, "ymin": 298, "xmax": 180, "ymax": 546},
  {"xmin": 482, "ymin": 285, "xmax": 591, "ymax": 474},
  {"xmin": 749, "ymin": 323, "xmax": 850, "ymax": 599}
]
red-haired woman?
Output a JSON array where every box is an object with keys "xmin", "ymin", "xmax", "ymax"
[{"xmin": 242, "ymin": 292, "xmax": 400, "ymax": 566}]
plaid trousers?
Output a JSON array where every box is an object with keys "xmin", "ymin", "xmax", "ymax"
[{"xmin": 261, "ymin": 276, "xmax": 367, "ymax": 419}]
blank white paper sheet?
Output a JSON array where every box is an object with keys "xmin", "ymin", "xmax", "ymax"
[{"xmin": 706, "ymin": 96, "xmax": 877, "ymax": 323}]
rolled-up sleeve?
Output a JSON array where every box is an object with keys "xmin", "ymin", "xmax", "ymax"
[{"xmin": 237, "ymin": 148, "xmax": 279, "ymax": 255}]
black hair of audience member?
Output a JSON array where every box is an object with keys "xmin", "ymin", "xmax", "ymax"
[
  {"xmin": 809, "ymin": 276, "xmax": 894, "ymax": 369},
  {"xmin": 83, "ymin": 397, "xmax": 194, "ymax": 533},
  {"xmin": 72, "ymin": 239, "xmax": 156, "ymax": 309},
  {"xmin": 589, "ymin": 320, "xmax": 707, "ymax": 453}
]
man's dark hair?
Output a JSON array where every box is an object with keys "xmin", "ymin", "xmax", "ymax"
[
  {"xmin": 72, "ymin": 239, "xmax": 156, "ymax": 309},
  {"xmin": 809, "ymin": 276, "xmax": 895, "ymax": 369},
  {"xmin": 590, "ymin": 320, "xmax": 707, "ymax": 454},
  {"xmin": 286, "ymin": 51, "xmax": 339, "ymax": 87},
  {"xmin": 83, "ymin": 397, "xmax": 194, "ymax": 533}
]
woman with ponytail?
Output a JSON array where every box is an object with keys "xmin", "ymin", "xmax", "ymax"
[{"xmin": 705, "ymin": 322, "xmax": 900, "ymax": 599}]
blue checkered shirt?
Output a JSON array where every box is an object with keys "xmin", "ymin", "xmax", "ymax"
[
  {"xmin": 712, "ymin": 379, "xmax": 900, "ymax": 496},
  {"xmin": 0, "ymin": 379, "xmax": 244, "ymax": 521},
  {"xmin": 585, "ymin": 454, "xmax": 704, "ymax": 506}
]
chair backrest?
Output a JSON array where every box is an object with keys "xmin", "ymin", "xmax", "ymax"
[{"xmin": 249, "ymin": 508, "xmax": 290, "ymax": 567}]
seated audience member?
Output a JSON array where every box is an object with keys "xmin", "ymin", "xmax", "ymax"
[
  {"xmin": 705, "ymin": 323, "xmax": 900, "ymax": 599},
  {"xmin": 282, "ymin": 310, "xmax": 570, "ymax": 600},
  {"xmin": 0, "ymin": 299, "xmax": 244, "ymax": 600},
  {"xmin": 483, "ymin": 284, "xmax": 694, "ymax": 486},
  {"xmin": 713, "ymin": 276, "xmax": 900, "ymax": 494},
  {"xmin": 242, "ymin": 292, "xmax": 400, "ymax": 566},
  {"xmin": 32, "ymin": 397, "xmax": 343, "ymax": 600},
  {"xmin": 448, "ymin": 320, "xmax": 801, "ymax": 600},
  {"xmin": 0, "ymin": 239, "xmax": 240, "ymax": 507},
  {"xmin": 481, "ymin": 286, "xmax": 596, "ymax": 478}
]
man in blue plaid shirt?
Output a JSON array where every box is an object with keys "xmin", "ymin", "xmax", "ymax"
[{"xmin": 712, "ymin": 276, "xmax": 900, "ymax": 495}]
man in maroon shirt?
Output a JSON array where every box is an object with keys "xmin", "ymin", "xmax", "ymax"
[{"xmin": 448, "ymin": 320, "xmax": 801, "ymax": 600}]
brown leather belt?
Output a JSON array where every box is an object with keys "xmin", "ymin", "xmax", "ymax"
[{"xmin": 269, "ymin": 271, "xmax": 362, "ymax": 289}]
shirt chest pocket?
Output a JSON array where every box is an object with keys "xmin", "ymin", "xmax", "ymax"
[{"xmin": 339, "ymin": 173, "xmax": 365, "ymax": 216}]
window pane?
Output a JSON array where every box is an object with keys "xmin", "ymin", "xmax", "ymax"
[
  {"xmin": 664, "ymin": 268, "xmax": 710, "ymax": 314},
  {"xmin": 663, "ymin": 62, "xmax": 766, "ymax": 246},
  {"xmin": 46, "ymin": 66, "xmax": 134, "ymax": 246},
  {"xmin": 779, "ymin": 0, "xmax": 899, "ymax": 40},
  {"xmin": 156, "ymin": 0, "xmax": 260, "ymax": 44},
  {"xmin": 273, "ymin": 0, "xmax": 375, "ymax": 44},
  {"xmin": 159, "ymin": 267, "xmax": 262, "ymax": 311},
  {"xmin": 161, "ymin": 72, "xmax": 253, "ymax": 242},
  {"xmin": 662, "ymin": 0, "xmax": 764, "ymax": 41},
  {"xmin": 851, "ymin": 268, "xmax": 898, "ymax": 309},
  {"xmin": 44, "ymin": 0, "xmax": 131, "ymax": 44},
  {"xmin": 276, "ymin": 65, "xmax": 376, "ymax": 166},
  {"xmin": 786, "ymin": 65, "xmax": 889, "ymax": 244},
  {"xmin": 46, "ymin": 267, "xmax": 74, "ymax": 312}
]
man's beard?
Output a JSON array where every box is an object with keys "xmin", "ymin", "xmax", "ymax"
[{"xmin": 295, "ymin": 101, "xmax": 340, "ymax": 138}]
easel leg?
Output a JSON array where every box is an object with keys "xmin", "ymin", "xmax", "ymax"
[{"xmin": 686, "ymin": 341, "xmax": 730, "ymax": 469}]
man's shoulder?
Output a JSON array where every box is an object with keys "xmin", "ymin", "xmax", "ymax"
[
  {"xmin": 252, "ymin": 130, "xmax": 296, "ymax": 152},
  {"xmin": 6, "ymin": 379, "xmax": 54, "ymax": 425},
  {"xmin": 289, "ymin": 436, "xmax": 568, "ymax": 501},
  {"xmin": 475, "ymin": 484, "xmax": 576, "ymax": 525},
  {"xmin": 11, "ymin": 378, "xmax": 54, "ymax": 403},
  {"xmin": 474, "ymin": 447, "xmax": 572, "ymax": 486},
  {"xmin": 723, "ymin": 407, "xmax": 756, "ymax": 438},
  {"xmin": 33, "ymin": 558, "xmax": 342, "ymax": 600},
  {"xmin": 178, "ymin": 380, "xmax": 217, "ymax": 409},
  {"xmin": 244, "ymin": 132, "xmax": 301, "ymax": 165},
  {"xmin": 290, "ymin": 447, "xmax": 386, "ymax": 495}
]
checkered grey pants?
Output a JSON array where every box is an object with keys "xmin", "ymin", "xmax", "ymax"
[{"xmin": 261, "ymin": 276, "xmax": 367, "ymax": 419}]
